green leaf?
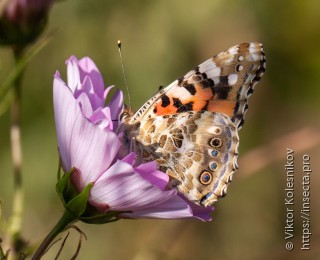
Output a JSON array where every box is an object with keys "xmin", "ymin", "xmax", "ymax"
[
  {"xmin": 57, "ymin": 161, "xmax": 62, "ymax": 181},
  {"xmin": 56, "ymin": 168, "xmax": 74, "ymax": 204},
  {"xmin": 55, "ymin": 168, "xmax": 121, "ymax": 222},
  {"xmin": 65, "ymin": 182, "xmax": 93, "ymax": 218},
  {"xmin": 80, "ymin": 211, "xmax": 121, "ymax": 224}
]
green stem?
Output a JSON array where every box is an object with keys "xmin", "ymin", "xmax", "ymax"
[
  {"xmin": 0, "ymin": 239, "xmax": 7, "ymax": 259},
  {"xmin": 32, "ymin": 211, "xmax": 77, "ymax": 260},
  {"xmin": 7, "ymin": 47, "xmax": 25, "ymax": 260}
]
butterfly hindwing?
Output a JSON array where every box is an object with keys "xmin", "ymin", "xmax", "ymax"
[{"xmin": 133, "ymin": 111, "xmax": 239, "ymax": 206}]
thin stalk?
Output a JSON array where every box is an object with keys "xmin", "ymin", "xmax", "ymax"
[
  {"xmin": 0, "ymin": 239, "xmax": 7, "ymax": 259},
  {"xmin": 7, "ymin": 47, "xmax": 25, "ymax": 260},
  {"xmin": 32, "ymin": 211, "xmax": 77, "ymax": 260}
]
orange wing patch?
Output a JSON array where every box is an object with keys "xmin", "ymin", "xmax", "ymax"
[
  {"xmin": 154, "ymin": 85, "xmax": 213, "ymax": 116},
  {"xmin": 207, "ymin": 100, "xmax": 236, "ymax": 116},
  {"xmin": 153, "ymin": 79, "xmax": 235, "ymax": 116}
]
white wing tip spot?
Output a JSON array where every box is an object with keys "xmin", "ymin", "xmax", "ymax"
[
  {"xmin": 249, "ymin": 42, "xmax": 257, "ymax": 49},
  {"xmin": 228, "ymin": 74, "xmax": 238, "ymax": 85}
]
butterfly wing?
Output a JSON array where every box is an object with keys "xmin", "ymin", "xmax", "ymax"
[
  {"xmin": 129, "ymin": 42, "xmax": 266, "ymax": 129},
  {"xmin": 133, "ymin": 111, "xmax": 239, "ymax": 206},
  {"xmin": 125, "ymin": 42, "xmax": 266, "ymax": 206}
]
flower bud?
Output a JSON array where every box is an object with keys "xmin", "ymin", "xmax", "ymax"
[{"xmin": 0, "ymin": 0, "xmax": 54, "ymax": 46}]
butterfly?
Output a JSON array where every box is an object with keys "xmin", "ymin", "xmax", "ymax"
[{"xmin": 120, "ymin": 42, "xmax": 266, "ymax": 207}]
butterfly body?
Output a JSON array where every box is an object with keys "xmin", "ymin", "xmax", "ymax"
[{"xmin": 121, "ymin": 42, "xmax": 266, "ymax": 207}]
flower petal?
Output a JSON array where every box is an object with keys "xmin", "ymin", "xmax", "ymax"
[
  {"xmin": 90, "ymin": 160, "xmax": 190, "ymax": 215},
  {"xmin": 76, "ymin": 92, "xmax": 93, "ymax": 120},
  {"xmin": 78, "ymin": 57, "xmax": 104, "ymax": 98},
  {"xmin": 135, "ymin": 161, "xmax": 169, "ymax": 190},
  {"xmin": 66, "ymin": 56, "xmax": 80, "ymax": 93},
  {"xmin": 53, "ymin": 73, "xmax": 75, "ymax": 170},
  {"xmin": 119, "ymin": 196, "xmax": 193, "ymax": 219},
  {"xmin": 53, "ymin": 74, "xmax": 121, "ymax": 190},
  {"xmin": 89, "ymin": 107, "xmax": 113, "ymax": 131},
  {"xmin": 187, "ymin": 200, "xmax": 214, "ymax": 221},
  {"xmin": 120, "ymin": 152, "xmax": 136, "ymax": 165},
  {"xmin": 107, "ymin": 89, "xmax": 123, "ymax": 126}
]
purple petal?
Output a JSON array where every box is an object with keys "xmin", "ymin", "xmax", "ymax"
[
  {"xmin": 76, "ymin": 92, "xmax": 93, "ymax": 120},
  {"xmin": 90, "ymin": 160, "xmax": 188, "ymax": 213},
  {"xmin": 135, "ymin": 161, "xmax": 169, "ymax": 190},
  {"xmin": 103, "ymin": 85, "xmax": 114, "ymax": 100},
  {"xmin": 78, "ymin": 57, "xmax": 104, "ymax": 98},
  {"xmin": 103, "ymin": 86, "xmax": 124, "ymax": 129},
  {"xmin": 53, "ymin": 75, "xmax": 121, "ymax": 190},
  {"xmin": 89, "ymin": 107, "xmax": 113, "ymax": 131},
  {"xmin": 119, "ymin": 196, "xmax": 193, "ymax": 219},
  {"xmin": 107, "ymin": 89, "xmax": 124, "ymax": 125},
  {"xmin": 66, "ymin": 56, "xmax": 80, "ymax": 93},
  {"xmin": 121, "ymin": 197, "xmax": 214, "ymax": 220},
  {"xmin": 53, "ymin": 73, "xmax": 75, "ymax": 170},
  {"xmin": 187, "ymin": 201, "xmax": 214, "ymax": 221},
  {"xmin": 81, "ymin": 76, "xmax": 105, "ymax": 109},
  {"xmin": 79, "ymin": 75, "xmax": 94, "ymax": 95},
  {"xmin": 120, "ymin": 152, "xmax": 136, "ymax": 165}
]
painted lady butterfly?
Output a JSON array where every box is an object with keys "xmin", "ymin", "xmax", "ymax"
[{"xmin": 121, "ymin": 42, "xmax": 266, "ymax": 207}]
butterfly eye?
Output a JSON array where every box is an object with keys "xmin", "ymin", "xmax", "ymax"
[
  {"xmin": 120, "ymin": 111, "xmax": 129, "ymax": 121},
  {"xmin": 210, "ymin": 162, "xmax": 218, "ymax": 171},
  {"xmin": 210, "ymin": 137, "xmax": 222, "ymax": 148},
  {"xmin": 199, "ymin": 171, "xmax": 212, "ymax": 185}
]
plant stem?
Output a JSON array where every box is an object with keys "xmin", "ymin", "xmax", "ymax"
[
  {"xmin": 0, "ymin": 239, "xmax": 7, "ymax": 259},
  {"xmin": 7, "ymin": 47, "xmax": 25, "ymax": 260},
  {"xmin": 32, "ymin": 211, "xmax": 77, "ymax": 260}
]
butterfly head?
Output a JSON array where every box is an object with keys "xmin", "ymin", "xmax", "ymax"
[{"xmin": 119, "ymin": 105, "xmax": 134, "ymax": 123}]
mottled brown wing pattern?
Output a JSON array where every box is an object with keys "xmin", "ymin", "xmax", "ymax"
[
  {"xmin": 123, "ymin": 42, "xmax": 266, "ymax": 207},
  {"xmin": 131, "ymin": 111, "xmax": 239, "ymax": 206}
]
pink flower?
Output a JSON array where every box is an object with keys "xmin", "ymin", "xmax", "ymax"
[
  {"xmin": 53, "ymin": 56, "xmax": 213, "ymax": 221},
  {"xmin": 0, "ymin": 0, "xmax": 54, "ymax": 46}
]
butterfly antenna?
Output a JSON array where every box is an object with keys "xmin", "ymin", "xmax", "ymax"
[{"xmin": 118, "ymin": 40, "xmax": 132, "ymax": 110}]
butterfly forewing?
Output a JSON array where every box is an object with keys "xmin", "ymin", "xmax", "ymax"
[{"xmin": 148, "ymin": 42, "xmax": 266, "ymax": 129}]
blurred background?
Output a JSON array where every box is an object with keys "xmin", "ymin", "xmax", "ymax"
[{"xmin": 0, "ymin": 0, "xmax": 319, "ymax": 259}]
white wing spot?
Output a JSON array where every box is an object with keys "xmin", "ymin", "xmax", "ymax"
[
  {"xmin": 205, "ymin": 67, "xmax": 221, "ymax": 78},
  {"xmin": 174, "ymin": 86, "xmax": 192, "ymax": 99},
  {"xmin": 247, "ymin": 54, "xmax": 261, "ymax": 62},
  {"xmin": 228, "ymin": 46, "xmax": 239, "ymax": 54},
  {"xmin": 228, "ymin": 74, "xmax": 238, "ymax": 85},
  {"xmin": 249, "ymin": 43, "xmax": 259, "ymax": 52}
]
